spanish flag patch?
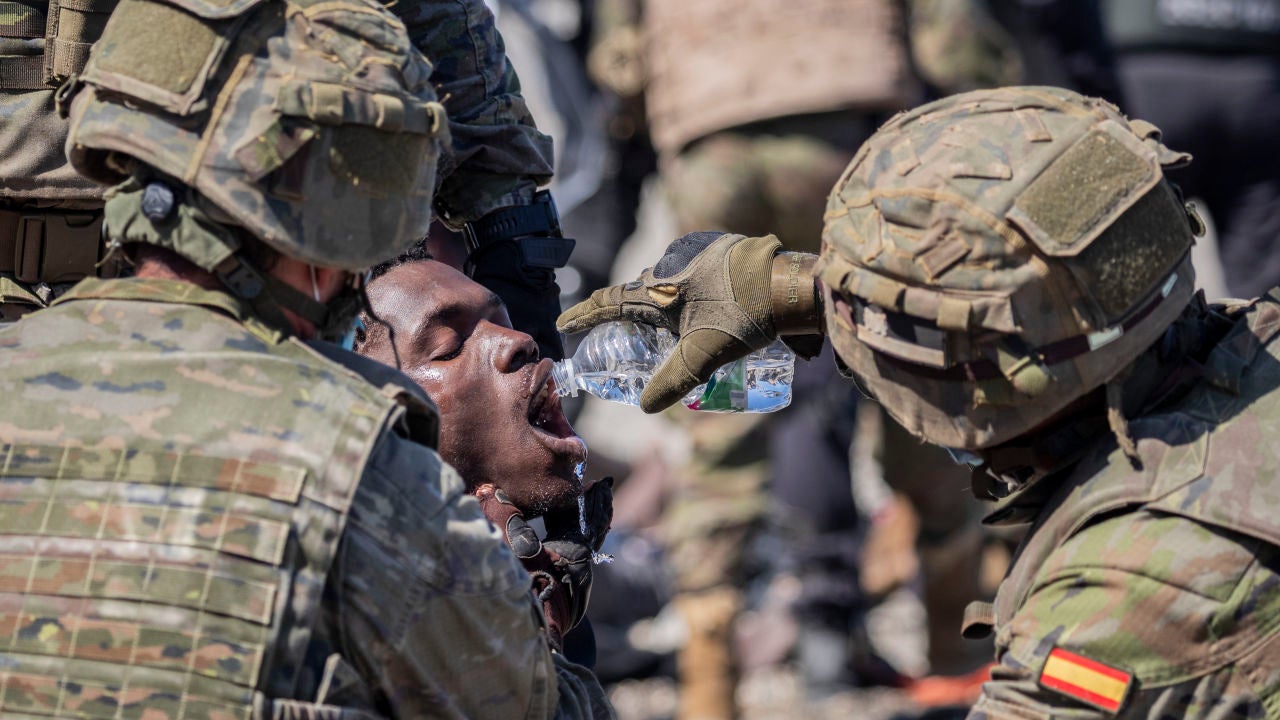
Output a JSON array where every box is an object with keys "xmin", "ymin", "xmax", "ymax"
[{"xmin": 1038, "ymin": 647, "xmax": 1132, "ymax": 715}]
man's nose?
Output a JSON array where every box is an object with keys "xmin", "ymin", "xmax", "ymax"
[{"xmin": 493, "ymin": 324, "xmax": 539, "ymax": 372}]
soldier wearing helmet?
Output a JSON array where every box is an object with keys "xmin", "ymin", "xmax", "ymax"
[
  {"xmin": 561, "ymin": 85, "xmax": 1280, "ymax": 715},
  {"xmin": 0, "ymin": 0, "xmax": 570, "ymax": 360},
  {"xmin": 0, "ymin": 1, "xmax": 611, "ymax": 717}
]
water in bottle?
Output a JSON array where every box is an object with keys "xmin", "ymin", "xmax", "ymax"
[{"xmin": 551, "ymin": 321, "xmax": 794, "ymax": 413}]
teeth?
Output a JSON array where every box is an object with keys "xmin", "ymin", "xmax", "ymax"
[{"xmin": 530, "ymin": 379, "xmax": 552, "ymax": 423}]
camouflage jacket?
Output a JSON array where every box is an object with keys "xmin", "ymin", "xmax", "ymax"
[
  {"xmin": 0, "ymin": 278, "xmax": 610, "ymax": 720},
  {"xmin": 0, "ymin": 0, "xmax": 552, "ymax": 222},
  {"xmin": 969, "ymin": 292, "xmax": 1280, "ymax": 718}
]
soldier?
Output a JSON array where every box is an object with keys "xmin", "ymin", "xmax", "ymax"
[
  {"xmin": 1, "ymin": 0, "xmax": 571, "ymax": 359},
  {"xmin": 0, "ymin": 1, "xmax": 612, "ymax": 717},
  {"xmin": 560, "ymin": 85, "xmax": 1280, "ymax": 716}
]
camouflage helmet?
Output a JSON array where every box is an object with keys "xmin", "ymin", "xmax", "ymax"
[
  {"xmin": 64, "ymin": 0, "xmax": 447, "ymax": 271},
  {"xmin": 816, "ymin": 86, "xmax": 1199, "ymax": 450}
]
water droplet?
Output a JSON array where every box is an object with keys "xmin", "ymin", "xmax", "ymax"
[{"xmin": 578, "ymin": 486, "xmax": 614, "ymax": 565}]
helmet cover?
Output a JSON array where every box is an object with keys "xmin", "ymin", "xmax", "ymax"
[
  {"xmin": 817, "ymin": 86, "xmax": 1198, "ymax": 448},
  {"xmin": 66, "ymin": 0, "xmax": 447, "ymax": 270}
]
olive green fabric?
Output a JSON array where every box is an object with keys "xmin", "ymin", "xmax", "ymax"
[
  {"xmin": 65, "ymin": 0, "xmax": 447, "ymax": 270},
  {"xmin": 558, "ymin": 232, "xmax": 781, "ymax": 412},
  {"xmin": 817, "ymin": 86, "xmax": 1199, "ymax": 449},
  {"xmin": 89, "ymin": 0, "xmax": 216, "ymax": 95}
]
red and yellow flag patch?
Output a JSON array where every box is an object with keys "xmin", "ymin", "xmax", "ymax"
[{"xmin": 1038, "ymin": 647, "xmax": 1133, "ymax": 715}]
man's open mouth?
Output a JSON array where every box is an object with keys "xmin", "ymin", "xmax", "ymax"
[{"xmin": 527, "ymin": 360, "xmax": 586, "ymax": 461}]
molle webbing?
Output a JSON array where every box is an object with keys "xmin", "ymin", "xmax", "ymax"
[
  {"xmin": 0, "ymin": 0, "xmax": 47, "ymax": 90},
  {"xmin": 0, "ymin": 439, "xmax": 358, "ymax": 717},
  {"xmin": 44, "ymin": 0, "xmax": 116, "ymax": 84},
  {"xmin": 0, "ymin": 0, "xmax": 116, "ymax": 90}
]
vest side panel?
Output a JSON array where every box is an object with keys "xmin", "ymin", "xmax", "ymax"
[{"xmin": 0, "ymin": 297, "xmax": 399, "ymax": 717}]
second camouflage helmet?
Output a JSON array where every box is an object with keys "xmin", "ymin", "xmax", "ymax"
[
  {"xmin": 817, "ymin": 86, "xmax": 1199, "ymax": 449},
  {"xmin": 64, "ymin": 0, "xmax": 447, "ymax": 271}
]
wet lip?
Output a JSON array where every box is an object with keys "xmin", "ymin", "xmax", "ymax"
[{"xmin": 527, "ymin": 359, "xmax": 585, "ymax": 462}]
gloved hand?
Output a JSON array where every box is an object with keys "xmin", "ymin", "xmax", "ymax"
[
  {"xmin": 557, "ymin": 232, "xmax": 823, "ymax": 412},
  {"xmin": 471, "ymin": 240, "xmax": 567, "ymax": 360},
  {"xmin": 475, "ymin": 479, "xmax": 614, "ymax": 652}
]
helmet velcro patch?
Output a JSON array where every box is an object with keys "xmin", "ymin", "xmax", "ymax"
[
  {"xmin": 1070, "ymin": 183, "xmax": 1193, "ymax": 322},
  {"xmin": 1007, "ymin": 120, "xmax": 1160, "ymax": 258}
]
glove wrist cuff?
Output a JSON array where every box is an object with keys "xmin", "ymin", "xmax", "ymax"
[
  {"xmin": 462, "ymin": 191, "xmax": 576, "ymax": 273},
  {"xmin": 770, "ymin": 252, "xmax": 824, "ymax": 335}
]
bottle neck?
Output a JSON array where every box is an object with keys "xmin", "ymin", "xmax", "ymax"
[{"xmin": 551, "ymin": 358, "xmax": 576, "ymax": 397}]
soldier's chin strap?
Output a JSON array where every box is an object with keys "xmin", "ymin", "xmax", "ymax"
[
  {"xmin": 212, "ymin": 254, "xmax": 331, "ymax": 335},
  {"xmin": 974, "ymin": 293, "xmax": 1238, "ymax": 515},
  {"xmin": 970, "ymin": 408, "xmax": 1111, "ymax": 501}
]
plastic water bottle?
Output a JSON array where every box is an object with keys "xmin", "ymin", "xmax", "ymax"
[{"xmin": 551, "ymin": 321, "xmax": 794, "ymax": 413}]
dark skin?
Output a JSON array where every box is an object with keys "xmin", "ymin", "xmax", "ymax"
[{"xmin": 358, "ymin": 261, "xmax": 587, "ymax": 514}]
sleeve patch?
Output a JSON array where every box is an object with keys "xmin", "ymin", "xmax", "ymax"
[{"xmin": 1038, "ymin": 647, "xmax": 1133, "ymax": 715}]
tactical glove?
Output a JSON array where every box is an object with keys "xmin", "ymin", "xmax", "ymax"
[
  {"xmin": 557, "ymin": 232, "xmax": 823, "ymax": 412},
  {"xmin": 475, "ymin": 480, "xmax": 614, "ymax": 652}
]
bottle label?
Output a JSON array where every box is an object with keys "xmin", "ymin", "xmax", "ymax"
[{"xmin": 685, "ymin": 360, "xmax": 748, "ymax": 412}]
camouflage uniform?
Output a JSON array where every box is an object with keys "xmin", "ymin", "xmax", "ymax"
[
  {"xmin": 0, "ymin": 277, "xmax": 610, "ymax": 718},
  {"xmin": 646, "ymin": 1, "xmax": 912, "ymax": 705},
  {"xmin": 964, "ymin": 292, "xmax": 1280, "ymax": 717},
  {"xmin": 561, "ymin": 85, "xmax": 1280, "ymax": 717},
  {"xmin": 817, "ymin": 86, "xmax": 1280, "ymax": 716},
  {"xmin": 640, "ymin": 1, "xmax": 999, "ymax": 706},
  {"xmin": 396, "ymin": 0, "xmax": 552, "ymax": 226}
]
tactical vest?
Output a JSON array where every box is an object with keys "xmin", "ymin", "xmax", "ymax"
[
  {"xmin": 968, "ymin": 292, "xmax": 1280, "ymax": 707},
  {"xmin": 0, "ymin": 279, "xmax": 439, "ymax": 718},
  {"xmin": 643, "ymin": 0, "xmax": 920, "ymax": 158},
  {"xmin": 0, "ymin": 0, "xmax": 115, "ymax": 302},
  {"xmin": 1103, "ymin": 0, "xmax": 1280, "ymax": 54}
]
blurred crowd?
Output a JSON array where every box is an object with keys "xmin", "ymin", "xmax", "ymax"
[{"xmin": 463, "ymin": 0, "xmax": 1280, "ymax": 717}]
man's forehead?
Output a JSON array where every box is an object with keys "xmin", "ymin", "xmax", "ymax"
[{"xmin": 379, "ymin": 261, "xmax": 505, "ymax": 321}]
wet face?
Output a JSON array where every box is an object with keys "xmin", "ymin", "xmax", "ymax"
[{"xmin": 359, "ymin": 261, "xmax": 584, "ymax": 514}]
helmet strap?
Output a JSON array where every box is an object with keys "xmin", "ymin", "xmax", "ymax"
[
  {"xmin": 213, "ymin": 254, "xmax": 331, "ymax": 334},
  {"xmin": 1105, "ymin": 371, "xmax": 1143, "ymax": 470}
]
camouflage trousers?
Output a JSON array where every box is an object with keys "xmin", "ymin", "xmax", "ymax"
[{"xmin": 660, "ymin": 111, "xmax": 871, "ymax": 594}]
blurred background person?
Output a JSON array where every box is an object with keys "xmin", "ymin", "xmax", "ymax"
[
  {"xmin": 590, "ymin": 3, "xmax": 967, "ymax": 719},
  {"xmin": 1100, "ymin": 0, "xmax": 1280, "ymax": 299},
  {"xmin": 577, "ymin": 0, "xmax": 1139, "ymax": 717}
]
